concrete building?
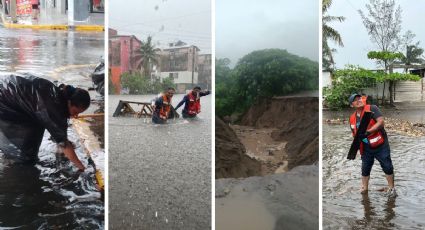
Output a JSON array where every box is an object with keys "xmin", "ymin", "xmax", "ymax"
[
  {"xmin": 198, "ymin": 54, "xmax": 212, "ymax": 90},
  {"xmin": 158, "ymin": 41, "xmax": 200, "ymax": 93},
  {"xmin": 109, "ymin": 31, "xmax": 142, "ymax": 93}
]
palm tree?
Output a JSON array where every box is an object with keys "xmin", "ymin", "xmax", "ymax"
[
  {"xmin": 401, "ymin": 45, "xmax": 424, "ymax": 72},
  {"xmin": 140, "ymin": 36, "xmax": 160, "ymax": 78},
  {"xmin": 322, "ymin": 0, "xmax": 345, "ymax": 71}
]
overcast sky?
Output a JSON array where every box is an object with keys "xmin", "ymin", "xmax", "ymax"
[
  {"xmin": 216, "ymin": 0, "xmax": 319, "ymax": 67},
  {"xmin": 328, "ymin": 0, "xmax": 425, "ymax": 69},
  {"xmin": 109, "ymin": 0, "xmax": 211, "ymax": 54}
]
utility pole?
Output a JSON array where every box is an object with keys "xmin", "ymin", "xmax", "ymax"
[
  {"xmin": 191, "ymin": 46, "xmax": 195, "ymax": 88},
  {"xmin": 10, "ymin": 0, "xmax": 17, "ymax": 23}
]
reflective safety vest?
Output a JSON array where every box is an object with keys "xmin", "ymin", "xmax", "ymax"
[
  {"xmin": 159, "ymin": 95, "xmax": 171, "ymax": 120},
  {"xmin": 349, "ymin": 105, "xmax": 385, "ymax": 154},
  {"xmin": 187, "ymin": 91, "xmax": 201, "ymax": 115}
]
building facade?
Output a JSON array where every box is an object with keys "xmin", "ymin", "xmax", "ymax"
[
  {"xmin": 158, "ymin": 41, "xmax": 200, "ymax": 93},
  {"xmin": 109, "ymin": 30, "xmax": 142, "ymax": 93},
  {"xmin": 197, "ymin": 54, "xmax": 211, "ymax": 90}
]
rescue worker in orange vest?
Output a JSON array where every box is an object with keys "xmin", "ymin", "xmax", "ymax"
[
  {"xmin": 152, "ymin": 87, "xmax": 175, "ymax": 124},
  {"xmin": 348, "ymin": 93, "xmax": 396, "ymax": 196},
  {"xmin": 175, "ymin": 86, "xmax": 210, "ymax": 118}
]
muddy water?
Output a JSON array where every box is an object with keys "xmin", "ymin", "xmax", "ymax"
[
  {"xmin": 231, "ymin": 125, "xmax": 288, "ymax": 175},
  {"xmin": 216, "ymin": 193, "xmax": 275, "ymax": 230},
  {"xmin": 109, "ymin": 94, "xmax": 211, "ymax": 229},
  {"xmin": 323, "ymin": 123, "xmax": 425, "ymax": 229},
  {"xmin": 216, "ymin": 165, "xmax": 319, "ymax": 230}
]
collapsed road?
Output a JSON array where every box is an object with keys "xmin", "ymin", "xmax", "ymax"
[{"xmin": 216, "ymin": 95, "xmax": 319, "ymax": 230}]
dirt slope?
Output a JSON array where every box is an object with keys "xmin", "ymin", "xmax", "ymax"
[
  {"xmin": 215, "ymin": 116, "xmax": 262, "ymax": 178},
  {"xmin": 241, "ymin": 96, "xmax": 318, "ymax": 169}
]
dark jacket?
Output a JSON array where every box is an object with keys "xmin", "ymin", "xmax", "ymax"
[
  {"xmin": 175, "ymin": 90, "xmax": 210, "ymax": 114},
  {"xmin": 0, "ymin": 74, "xmax": 69, "ymax": 162}
]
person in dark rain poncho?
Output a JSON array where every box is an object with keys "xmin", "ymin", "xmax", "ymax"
[{"xmin": 0, "ymin": 74, "xmax": 90, "ymax": 171}]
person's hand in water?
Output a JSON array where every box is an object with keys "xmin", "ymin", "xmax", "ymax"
[{"xmin": 62, "ymin": 141, "xmax": 86, "ymax": 171}]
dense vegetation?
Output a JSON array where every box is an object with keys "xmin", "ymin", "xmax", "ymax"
[
  {"xmin": 324, "ymin": 65, "xmax": 420, "ymax": 110},
  {"xmin": 216, "ymin": 49, "xmax": 318, "ymax": 117},
  {"xmin": 121, "ymin": 73, "xmax": 175, "ymax": 94}
]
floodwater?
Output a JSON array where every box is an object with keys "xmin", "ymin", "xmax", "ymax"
[
  {"xmin": 0, "ymin": 27, "xmax": 105, "ymax": 228},
  {"xmin": 0, "ymin": 129, "xmax": 103, "ymax": 228},
  {"xmin": 323, "ymin": 117, "xmax": 425, "ymax": 229},
  {"xmin": 109, "ymin": 94, "xmax": 211, "ymax": 229},
  {"xmin": 216, "ymin": 165, "xmax": 319, "ymax": 230},
  {"xmin": 0, "ymin": 27, "xmax": 104, "ymax": 75}
]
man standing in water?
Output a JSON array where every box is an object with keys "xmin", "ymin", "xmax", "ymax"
[
  {"xmin": 348, "ymin": 93, "xmax": 396, "ymax": 196},
  {"xmin": 152, "ymin": 87, "xmax": 175, "ymax": 124},
  {"xmin": 175, "ymin": 86, "xmax": 210, "ymax": 118}
]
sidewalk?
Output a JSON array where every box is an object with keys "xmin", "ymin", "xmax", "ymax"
[{"xmin": 0, "ymin": 7, "xmax": 104, "ymax": 31}]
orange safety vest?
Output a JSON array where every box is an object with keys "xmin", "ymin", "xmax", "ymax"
[
  {"xmin": 349, "ymin": 105, "xmax": 385, "ymax": 154},
  {"xmin": 159, "ymin": 95, "xmax": 171, "ymax": 120},
  {"xmin": 187, "ymin": 91, "xmax": 201, "ymax": 115}
]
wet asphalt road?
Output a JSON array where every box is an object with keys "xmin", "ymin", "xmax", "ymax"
[
  {"xmin": 0, "ymin": 27, "xmax": 104, "ymax": 76},
  {"xmin": 109, "ymin": 94, "xmax": 212, "ymax": 229},
  {"xmin": 0, "ymin": 26, "xmax": 104, "ymax": 228},
  {"xmin": 323, "ymin": 111, "xmax": 425, "ymax": 229}
]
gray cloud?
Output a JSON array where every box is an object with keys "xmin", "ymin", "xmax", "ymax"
[
  {"xmin": 109, "ymin": 0, "xmax": 211, "ymax": 53},
  {"xmin": 216, "ymin": 0, "xmax": 319, "ymax": 66},
  {"xmin": 328, "ymin": 0, "xmax": 425, "ymax": 69}
]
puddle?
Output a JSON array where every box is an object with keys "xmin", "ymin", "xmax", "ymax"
[{"xmin": 216, "ymin": 194, "xmax": 274, "ymax": 230}]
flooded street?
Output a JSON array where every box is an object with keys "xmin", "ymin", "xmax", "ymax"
[
  {"xmin": 109, "ymin": 94, "xmax": 211, "ymax": 229},
  {"xmin": 0, "ymin": 27, "xmax": 104, "ymax": 75},
  {"xmin": 323, "ymin": 111, "xmax": 425, "ymax": 229},
  {"xmin": 0, "ymin": 27, "xmax": 104, "ymax": 228}
]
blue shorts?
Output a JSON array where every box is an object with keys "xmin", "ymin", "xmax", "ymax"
[{"xmin": 361, "ymin": 144, "xmax": 394, "ymax": 176}]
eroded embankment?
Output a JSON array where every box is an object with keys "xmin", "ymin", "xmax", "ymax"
[
  {"xmin": 215, "ymin": 116, "xmax": 262, "ymax": 178},
  {"xmin": 216, "ymin": 96, "xmax": 318, "ymax": 179}
]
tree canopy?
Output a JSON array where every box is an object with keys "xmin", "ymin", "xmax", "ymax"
[
  {"xmin": 322, "ymin": 0, "xmax": 345, "ymax": 71},
  {"xmin": 216, "ymin": 49, "xmax": 318, "ymax": 117}
]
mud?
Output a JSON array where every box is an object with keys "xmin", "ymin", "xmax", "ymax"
[
  {"xmin": 215, "ymin": 117, "xmax": 261, "ymax": 178},
  {"xmin": 216, "ymin": 165, "xmax": 319, "ymax": 230},
  {"xmin": 231, "ymin": 125, "xmax": 288, "ymax": 175},
  {"xmin": 109, "ymin": 94, "xmax": 211, "ymax": 229},
  {"xmin": 323, "ymin": 110, "xmax": 425, "ymax": 229},
  {"xmin": 215, "ymin": 96, "xmax": 319, "ymax": 229},
  {"xmin": 217, "ymin": 96, "xmax": 318, "ymax": 178}
]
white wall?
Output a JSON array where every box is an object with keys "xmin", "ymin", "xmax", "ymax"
[
  {"xmin": 322, "ymin": 71, "xmax": 332, "ymax": 88},
  {"xmin": 160, "ymin": 71, "xmax": 198, "ymax": 84}
]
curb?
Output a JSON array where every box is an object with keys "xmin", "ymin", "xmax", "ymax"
[
  {"xmin": 1, "ymin": 14, "xmax": 104, "ymax": 31},
  {"xmin": 72, "ymin": 117, "xmax": 105, "ymax": 191}
]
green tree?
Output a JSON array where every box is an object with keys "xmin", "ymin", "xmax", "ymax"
[
  {"xmin": 400, "ymin": 30, "xmax": 421, "ymax": 71},
  {"xmin": 368, "ymin": 50, "xmax": 404, "ymax": 105},
  {"xmin": 121, "ymin": 72, "xmax": 149, "ymax": 94},
  {"xmin": 322, "ymin": 0, "xmax": 345, "ymax": 71},
  {"xmin": 400, "ymin": 32, "xmax": 424, "ymax": 72},
  {"xmin": 216, "ymin": 49, "xmax": 318, "ymax": 117},
  {"xmin": 324, "ymin": 65, "xmax": 420, "ymax": 109},
  {"xmin": 359, "ymin": 0, "xmax": 402, "ymax": 69},
  {"xmin": 215, "ymin": 58, "xmax": 237, "ymax": 118},
  {"xmin": 140, "ymin": 36, "xmax": 159, "ymax": 78}
]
